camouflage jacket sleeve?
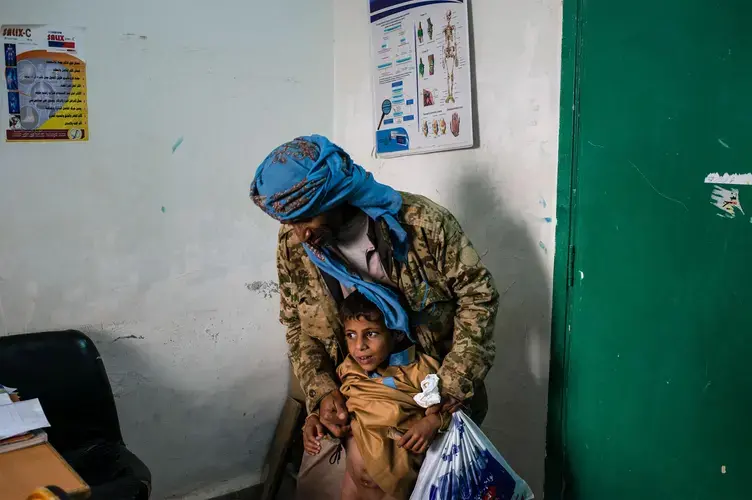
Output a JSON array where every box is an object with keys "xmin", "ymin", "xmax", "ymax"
[
  {"xmin": 277, "ymin": 230, "xmax": 339, "ymax": 413},
  {"xmin": 433, "ymin": 213, "xmax": 499, "ymax": 402}
]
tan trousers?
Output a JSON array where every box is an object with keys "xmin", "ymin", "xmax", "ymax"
[
  {"xmin": 291, "ymin": 364, "xmax": 346, "ymax": 499},
  {"xmin": 296, "ymin": 438, "xmax": 347, "ymax": 500}
]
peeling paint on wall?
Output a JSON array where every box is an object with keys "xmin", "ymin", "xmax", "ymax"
[
  {"xmin": 245, "ymin": 281, "xmax": 279, "ymax": 298},
  {"xmin": 112, "ymin": 334, "xmax": 145, "ymax": 343},
  {"xmin": 171, "ymin": 136, "xmax": 184, "ymax": 154},
  {"xmin": 121, "ymin": 33, "xmax": 148, "ymax": 40}
]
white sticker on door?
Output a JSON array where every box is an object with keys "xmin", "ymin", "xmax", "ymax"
[
  {"xmin": 704, "ymin": 172, "xmax": 752, "ymax": 185},
  {"xmin": 710, "ymin": 185, "xmax": 744, "ymax": 218}
]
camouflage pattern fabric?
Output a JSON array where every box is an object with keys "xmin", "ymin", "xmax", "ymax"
[{"xmin": 277, "ymin": 192, "xmax": 499, "ymax": 413}]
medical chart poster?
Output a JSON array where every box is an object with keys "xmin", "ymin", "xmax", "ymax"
[
  {"xmin": 369, "ymin": 0, "xmax": 473, "ymax": 157},
  {"xmin": 2, "ymin": 25, "xmax": 88, "ymax": 142}
]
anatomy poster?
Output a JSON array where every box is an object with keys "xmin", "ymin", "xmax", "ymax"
[
  {"xmin": 2, "ymin": 25, "xmax": 88, "ymax": 142},
  {"xmin": 369, "ymin": 0, "xmax": 473, "ymax": 157}
]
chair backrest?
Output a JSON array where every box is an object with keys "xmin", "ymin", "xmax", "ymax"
[{"xmin": 0, "ymin": 330, "xmax": 123, "ymax": 453}]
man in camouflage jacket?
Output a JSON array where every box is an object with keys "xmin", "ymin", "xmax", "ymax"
[
  {"xmin": 252, "ymin": 135, "xmax": 498, "ymax": 438},
  {"xmin": 278, "ymin": 191, "xmax": 497, "ymax": 424}
]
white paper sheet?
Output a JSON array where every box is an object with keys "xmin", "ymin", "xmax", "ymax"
[
  {"xmin": 0, "ymin": 393, "xmax": 12, "ymax": 406},
  {"xmin": 0, "ymin": 398, "xmax": 51, "ymax": 440}
]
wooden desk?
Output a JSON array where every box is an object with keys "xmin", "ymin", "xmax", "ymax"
[{"xmin": 0, "ymin": 443, "xmax": 90, "ymax": 499}]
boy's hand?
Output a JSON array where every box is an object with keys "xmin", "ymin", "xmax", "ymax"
[
  {"xmin": 426, "ymin": 395, "xmax": 462, "ymax": 416},
  {"xmin": 303, "ymin": 415, "xmax": 324, "ymax": 456},
  {"xmin": 398, "ymin": 414, "xmax": 441, "ymax": 454}
]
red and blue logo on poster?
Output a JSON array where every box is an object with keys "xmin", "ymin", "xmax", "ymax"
[{"xmin": 47, "ymin": 32, "xmax": 75, "ymax": 49}]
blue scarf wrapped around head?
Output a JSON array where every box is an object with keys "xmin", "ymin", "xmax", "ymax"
[{"xmin": 250, "ymin": 135, "xmax": 411, "ymax": 337}]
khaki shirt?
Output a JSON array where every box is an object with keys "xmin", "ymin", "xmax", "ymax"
[{"xmin": 276, "ymin": 192, "xmax": 499, "ymax": 412}]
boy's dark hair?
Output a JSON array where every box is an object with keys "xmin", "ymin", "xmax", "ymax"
[{"xmin": 339, "ymin": 291, "xmax": 385, "ymax": 324}]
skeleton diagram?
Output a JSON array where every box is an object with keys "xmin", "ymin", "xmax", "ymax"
[{"xmin": 442, "ymin": 10, "xmax": 458, "ymax": 103}]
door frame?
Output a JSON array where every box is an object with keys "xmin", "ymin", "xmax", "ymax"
[{"xmin": 544, "ymin": 0, "xmax": 581, "ymax": 497}]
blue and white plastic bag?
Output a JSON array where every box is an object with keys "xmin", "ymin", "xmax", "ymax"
[{"xmin": 410, "ymin": 411, "xmax": 533, "ymax": 500}]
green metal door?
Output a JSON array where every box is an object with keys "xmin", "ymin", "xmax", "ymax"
[{"xmin": 547, "ymin": 1, "xmax": 752, "ymax": 499}]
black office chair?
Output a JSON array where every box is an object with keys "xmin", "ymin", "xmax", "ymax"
[{"xmin": 0, "ymin": 330, "xmax": 151, "ymax": 500}]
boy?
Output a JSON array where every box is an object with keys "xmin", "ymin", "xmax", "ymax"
[{"xmin": 303, "ymin": 292, "xmax": 450, "ymax": 500}]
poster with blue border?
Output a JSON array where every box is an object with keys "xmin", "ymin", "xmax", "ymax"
[{"xmin": 370, "ymin": 0, "xmax": 473, "ymax": 157}]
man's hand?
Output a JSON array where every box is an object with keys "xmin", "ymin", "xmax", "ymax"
[
  {"xmin": 398, "ymin": 415, "xmax": 441, "ymax": 454},
  {"xmin": 426, "ymin": 395, "xmax": 462, "ymax": 417},
  {"xmin": 303, "ymin": 415, "xmax": 324, "ymax": 456},
  {"xmin": 319, "ymin": 389, "xmax": 350, "ymax": 438}
]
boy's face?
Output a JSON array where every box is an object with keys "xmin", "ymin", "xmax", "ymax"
[{"xmin": 344, "ymin": 316, "xmax": 392, "ymax": 372}]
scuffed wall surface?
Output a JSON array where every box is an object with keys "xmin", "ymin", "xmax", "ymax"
[
  {"xmin": 0, "ymin": 0, "xmax": 333, "ymax": 497},
  {"xmin": 332, "ymin": 0, "xmax": 562, "ymax": 495}
]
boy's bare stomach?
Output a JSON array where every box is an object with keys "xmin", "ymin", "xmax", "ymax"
[{"xmin": 342, "ymin": 437, "xmax": 399, "ymax": 500}]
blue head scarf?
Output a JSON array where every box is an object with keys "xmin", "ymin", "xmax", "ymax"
[{"xmin": 250, "ymin": 135, "xmax": 411, "ymax": 337}]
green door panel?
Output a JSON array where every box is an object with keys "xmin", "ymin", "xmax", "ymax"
[{"xmin": 549, "ymin": 1, "xmax": 752, "ymax": 499}]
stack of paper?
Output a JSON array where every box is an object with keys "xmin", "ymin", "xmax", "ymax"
[{"xmin": 0, "ymin": 385, "xmax": 51, "ymax": 441}]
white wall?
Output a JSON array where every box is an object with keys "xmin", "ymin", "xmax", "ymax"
[
  {"xmin": 0, "ymin": 1, "xmax": 333, "ymax": 498},
  {"xmin": 332, "ymin": 0, "xmax": 562, "ymax": 495}
]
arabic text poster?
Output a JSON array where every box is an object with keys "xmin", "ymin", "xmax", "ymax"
[{"xmin": 2, "ymin": 25, "xmax": 88, "ymax": 142}]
